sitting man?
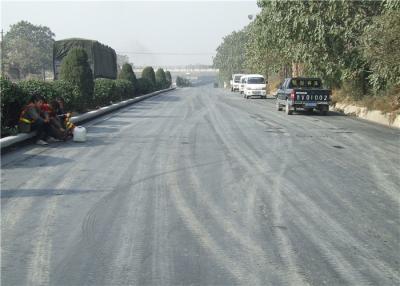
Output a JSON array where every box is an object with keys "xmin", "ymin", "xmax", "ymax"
[{"xmin": 18, "ymin": 94, "xmax": 51, "ymax": 145}]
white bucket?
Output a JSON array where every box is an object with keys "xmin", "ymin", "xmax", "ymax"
[{"xmin": 73, "ymin": 126, "xmax": 87, "ymax": 142}]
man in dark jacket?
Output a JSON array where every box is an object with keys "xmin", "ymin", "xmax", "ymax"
[{"xmin": 18, "ymin": 94, "xmax": 51, "ymax": 145}]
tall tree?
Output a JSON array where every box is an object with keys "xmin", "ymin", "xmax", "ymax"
[
  {"xmin": 118, "ymin": 63, "xmax": 137, "ymax": 85},
  {"xmin": 3, "ymin": 21, "xmax": 55, "ymax": 79},
  {"xmin": 165, "ymin": 71, "xmax": 172, "ymax": 87},
  {"xmin": 141, "ymin": 66, "xmax": 156, "ymax": 86},
  {"xmin": 213, "ymin": 29, "xmax": 249, "ymax": 83},
  {"xmin": 59, "ymin": 48, "xmax": 94, "ymax": 111},
  {"xmin": 155, "ymin": 68, "xmax": 167, "ymax": 89}
]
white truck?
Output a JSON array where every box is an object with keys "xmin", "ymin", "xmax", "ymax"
[
  {"xmin": 243, "ymin": 74, "xmax": 267, "ymax": 99},
  {"xmin": 231, "ymin": 74, "xmax": 244, "ymax": 92},
  {"xmin": 239, "ymin": 75, "xmax": 247, "ymax": 94}
]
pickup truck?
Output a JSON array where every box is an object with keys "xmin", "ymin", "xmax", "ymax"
[{"xmin": 275, "ymin": 77, "xmax": 331, "ymax": 115}]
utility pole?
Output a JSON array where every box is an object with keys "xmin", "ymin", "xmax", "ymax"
[{"xmin": 1, "ymin": 29, "xmax": 4, "ymax": 77}]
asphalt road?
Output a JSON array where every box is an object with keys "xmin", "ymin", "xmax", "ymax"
[{"xmin": 1, "ymin": 85, "xmax": 399, "ymax": 286}]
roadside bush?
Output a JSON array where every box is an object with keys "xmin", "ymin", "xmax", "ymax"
[
  {"xmin": 93, "ymin": 78, "xmax": 117, "ymax": 107},
  {"xmin": 165, "ymin": 71, "xmax": 172, "ymax": 87},
  {"xmin": 59, "ymin": 48, "xmax": 94, "ymax": 111},
  {"xmin": 17, "ymin": 79, "xmax": 58, "ymax": 101},
  {"xmin": 115, "ymin": 79, "xmax": 134, "ymax": 100},
  {"xmin": 155, "ymin": 68, "xmax": 167, "ymax": 89},
  {"xmin": 142, "ymin": 66, "xmax": 156, "ymax": 86},
  {"xmin": 52, "ymin": 80, "xmax": 80, "ymax": 111},
  {"xmin": 1, "ymin": 77, "xmax": 24, "ymax": 136},
  {"xmin": 118, "ymin": 64, "xmax": 137, "ymax": 84},
  {"xmin": 137, "ymin": 78, "xmax": 154, "ymax": 95},
  {"xmin": 176, "ymin": 76, "xmax": 192, "ymax": 87}
]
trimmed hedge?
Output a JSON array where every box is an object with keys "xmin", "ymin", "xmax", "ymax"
[
  {"xmin": 93, "ymin": 78, "xmax": 135, "ymax": 107},
  {"xmin": 1, "ymin": 65, "xmax": 166, "ymax": 137},
  {"xmin": 0, "ymin": 77, "xmax": 79, "ymax": 137},
  {"xmin": 137, "ymin": 78, "xmax": 155, "ymax": 95}
]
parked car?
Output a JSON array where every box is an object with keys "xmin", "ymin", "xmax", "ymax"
[
  {"xmin": 275, "ymin": 77, "xmax": 331, "ymax": 115},
  {"xmin": 239, "ymin": 75, "xmax": 247, "ymax": 94},
  {"xmin": 243, "ymin": 74, "xmax": 267, "ymax": 99},
  {"xmin": 231, "ymin": 74, "xmax": 244, "ymax": 92}
]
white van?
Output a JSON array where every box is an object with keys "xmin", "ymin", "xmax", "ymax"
[
  {"xmin": 239, "ymin": 75, "xmax": 247, "ymax": 94},
  {"xmin": 243, "ymin": 74, "xmax": 267, "ymax": 99},
  {"xmin": 231, "ymin": 74, "xmax": 244, "ymax": 92}
]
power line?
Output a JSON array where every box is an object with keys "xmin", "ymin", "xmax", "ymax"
[{"xmin": 117, "ymin": 51, "xmax": 215, "ymax": 56}]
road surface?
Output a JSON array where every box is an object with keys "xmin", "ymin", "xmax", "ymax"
[{"xmin": 2, "ymin": 85, "xmax": 399, "ymax": 285}]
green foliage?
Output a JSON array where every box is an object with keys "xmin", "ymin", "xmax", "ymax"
[
  {"xmin": 3, "ymin": 21, "xmax": 55, "ymax": 79},
  {"xmin": 93, "ymin": 79, "xmax": 117, "ymax": 106},
  {"xmin": 155, "ymin": 68, "xmax": 167, "ymax": 89},
  {"xmin": 141, "ymin": 66, "xmax": 156, "ymax": 85},
  {"xmin": 17, "ymin": 79, "xmax": 58, "ymax": 101},
  {"xmin": 215, "ymin": 0, "xmax": 399, "ymax": 99},
  {"xmin": 118, "ymin": 63, "xmax": 137, "ymax": 95},
  {"xmin": 176, "ymin": 76, "xmax": 192, "ymax": 87},
  {"xmin": 137, "ymin": 78, "xmax": 154, "ymax": 95},
  {"xmin": 1, "ymin": 77, "xmax": 24, "ymax": 136},
  {"xmin": 59, "ymin": 48, "xmax": 94, "ymax": 111},
  {"xmin": 213, "ymin": 29, "xmax": 249, "ymax": 83},
  {"xmin": 362, "ymin": 9, "xmax": 400, "ymax": 90},
  {"xmin": 115, "ymin": 79, "xmax": 135, "ymax": 100},
  {"xmin": 52, "ymin": 80, "xmax": 80, "ymax": 111},
  {"xmin": 118, "ymin": 63, "xmax": 137, "ymax": 85},
  {"xmin": 165, "ymin": 71, "xmax": 172, "ymax": 87}
]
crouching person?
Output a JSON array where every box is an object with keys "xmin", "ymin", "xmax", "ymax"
[{"xmin": 18, "ymin": 94, "xmax": 51, "ymax": 145}]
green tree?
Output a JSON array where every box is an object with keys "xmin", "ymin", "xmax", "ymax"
[
  {"xmin": 213, "ymin": 29, "xmax": 249, "ymax": 84},
  {"xmin": 165, "ymin": 71, "xmax": 172, "ymax": 87},
  {"xmin": 142, "ymin": 66, "xmax": 156, "ymax": 86},
  {"xmin": 59, "ymin": 48, "xmax": 94, "ymax": 111},
  {"xmin": 118, "ymin": 63, "xmax": 137, "ymax": 86},
  {"xmin": 3, "ymin": 21, "xmax": 55, "ymax": 79},
  {"xmin": 155, "ymin": 68, "xmax": 167, "ymax": 89},
  {"xmin": 362, "ymin": 4, "xmax": 400, "ymax": 90}
]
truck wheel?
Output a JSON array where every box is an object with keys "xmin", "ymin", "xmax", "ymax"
[
  {"xmin": 285, "ymin": 102, "xmax": 293, "ymax": 115},
  {"xmin": 276, "ymin": 101, "xmax": 282, "ymax": 111}
]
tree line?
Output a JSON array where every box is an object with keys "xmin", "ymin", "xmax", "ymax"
[{"xmin": 213, "ymin": 0, "xmax": 400, "ymax": 103}]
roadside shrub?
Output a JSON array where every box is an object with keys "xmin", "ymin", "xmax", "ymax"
[
  {"xmin": 176, "ymin": 76, "xmax": 192, "ymax": 87},
  {"xmin": 93, "ymin": 78, "xmax": 116, "ymax": 107},
  {"xmin": 155, "ymin": 68, "xmax": 167, "ymax": 89},
  {"xmin": 118, "ymin": 64, "xmax": 137, "ymax": 84},
  {"xmin": 137, "ymin": 78, "xmax": 154, "ymax": 95},
  {"xmin": 52, "ymin": 80, "xmax": 80, "ymax": 111},
  {"xmin": 59, "ymin": 48, "xmax": 94, "ymax": 111},
  {"xmin": 17, "ymin": 79, "xmax": 58, "ymax": 101},
  {"xmin": 1, "ymin": 77, "xmax": 25, "ymax": 136},
  {"xmin": 115, "ymin": 79, "xmax": 134, "ymax": 100},
  {"xmin": 165, "ymin": 71, "xmax": 172, "ymax": 87},
  {"xmin": 142, "ymin": 66, "xmax": 156, "ymax": 86}
]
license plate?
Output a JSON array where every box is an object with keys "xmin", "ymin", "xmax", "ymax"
[
  {"xmin": 305, "ymin": 102, "xmax": 317, "ymax": 107},
  {"xmin": 252, "ymin": 91, "xmax": 260, "ymax": 95}
]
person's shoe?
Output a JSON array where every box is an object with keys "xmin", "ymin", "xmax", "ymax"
[
  {"xmin": 36, "ymin": 139, "xmax": 49, "ymax": 145},
  {"xmin": 47, "ymin": 137, "xmax": 62, "ymax": 143}
]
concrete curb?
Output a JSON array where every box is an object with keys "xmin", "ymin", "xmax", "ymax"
[
  {"xmin": 332, "ymin": 103, "xmax": 400, "ymax": 129},
  {"xmin": 0, "ymin": 87, "xmax": 175, "ymax": 150}
]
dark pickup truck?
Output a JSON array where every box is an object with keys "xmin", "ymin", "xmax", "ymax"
[{"xmin": 276, "ymin": 77, "xmax": 331, "ymax": 115}]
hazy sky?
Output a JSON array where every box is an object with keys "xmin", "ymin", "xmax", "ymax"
[{"xmin": 1, "ymin": 0, "xmax": 260, "ymax": 66}]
